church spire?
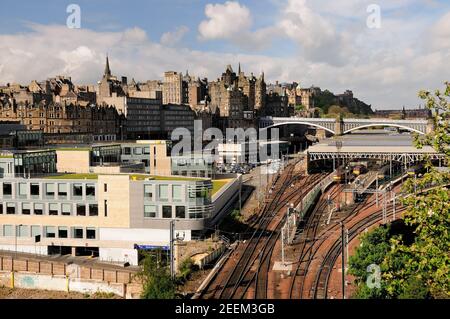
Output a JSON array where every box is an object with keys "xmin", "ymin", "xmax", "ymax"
[{"xmin": 104, "ymin": 54, "xmax": 111, "ymax": 78}]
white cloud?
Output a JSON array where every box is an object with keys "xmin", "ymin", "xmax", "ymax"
[
  {"xmin": 198, "ymin": 1, "xmax": 252, "ymax": 40},
  {"xmin": 0, "ymin": 6, "xmax": 449, "ymax": 111},
  {"xmin": 160, "ymin": 26, "xmax": 189, "ymax": 46}
]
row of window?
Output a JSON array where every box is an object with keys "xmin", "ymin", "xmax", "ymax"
[
  {"xmin": 0, "ymin": 203, "xmax": 98, "ymax": 217},
  {"xmin": 143, "ymin": 184, "xmax": 210, "ymax": 202},
  {"xmin": 1, "ymin": 182, "xmax": 96, "ymax": 199},
  {"xmin": 1, "ymin": 225, "xmax": 96, "ymax": 240},
  {"xmin": 122, "ymin": 146, "xmax": 151, "ymax": 155}
]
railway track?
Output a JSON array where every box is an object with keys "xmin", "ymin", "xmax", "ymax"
[
  {"xmin": 311, "ymin": 200, "xmax": 406, "ymax": 299},
  {"xmin": 199, "ymin": 159, "xmax": 326, "ymax": 299},
  {"xmin": 220, "ymin": 173, "xmax": 324, "ymax": 299},
  {"xmin": 288, "ymin": 182, "xmax": 404, "ymax": 299},
  {"xmin": 287, "ymin": 183, "xmax": 346, "ymax": 299}
]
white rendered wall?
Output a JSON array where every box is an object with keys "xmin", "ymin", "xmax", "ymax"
[
  {"xmin": 99, "ymin": 228, "xmax": 191, "ymax": 244},
  {"xmin": 0, "ymin": 244, "xmax": 48, "ymax": 255},
  {"xmin": 99, "ymin": 248, "xmax": 138, "ymax": 265}
]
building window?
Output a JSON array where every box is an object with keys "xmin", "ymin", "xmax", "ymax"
[
  {"xmin": 124, "ymin": 147, "xmax": 131, "ymax": 155},
  {"xmin": 45, "ymin": 183, "xmax": 55, "ymax": 197},
  {"xmin": 162, "ymin": 206, "xmax": 172, "ymax": 219},
  {"xmin": 189, "ymin": 212, "xmax": 203, "ymax": 219},
  {"xmin": 86, "ymin": 228, "xmax": 96, "ymax": 239},
  {"xmin": 18, "ymin": 183, "xmax": 28, "ymax": 197},
  {"xmin": 134, "ymin": 147, "xmax": 142, "ymax": 155},
  {"xmin": 86, "ymin": 184, "xmax": 95, "ymax": 197},
  {"xmin": 73, "ymin": 184, "xmax": 83, "ymax": 197},
  {"xmin": 73, "ymin": 228, "xmax": 83, "ymax": 239},
  {"xmin": 144, "ymin": 205, "xmax": 157, "ymax": 218},
  {"xmin": 89, "ymin": 204, "xmax": 98, "ymax": 216},
  {"xmin": 3, "ymin": 225, "xmax": 13, "ymax": 237},
  {"xmin": 58, "ymin": 184, "xmax": 68, "ymax": 198},
  {"xmin": 45, "ymin": 226, "xmax": 56, "ymax": 238},
  {"xmin": 18, "ymin": 225, "xmax": 29, "ymax": 237},
  {"xmin": 62, "ymin": 203, "xmax": 71, "ymax": 216},
  {"xmin": 22, "ymin": 203, "xmax": 31, "ymax": 215},
  {"xmin": 58, "ymin": 227, "xmax": 68, "ymax": 238},
  {"xmin": 172, "ymin": 185, "xmax": 183, "ymax": 201},
  {"xmin": 6, "ymin": 203, "xmax": 15, "ymax": 214},
  {"xmin": 176, "ymin": 206, "xmax": 186, "ymax": 219},
  {"xmin": 159, "ymin": 185, "xmax": 168, "ymax": 200},
  {"xmin": 76, "ymin": 204, "xmax": 86, "ymax": 216},
  {"xmin": 104, "ymin": 183, "xmax": 108, "ymax": 192},
  {"xmin": 31, "ymin": 226, "xmax": 41, "ymax": 237},
  {"xmin": 3, "ymin": 183, "xmax": 12, "ymax": 196},
  {"xmin": 104, "ymin": 200, "xmax": 108, "ymax": 217},
  {"xmin": 0, "ymin": 203, "xmax": 3, "ymax": 214},
  {"xmin": 34, "ymin": 203, "xmax": 43, "ymax": 215},
  {"xmin": 30, "ymin": 183, "xmax": 40, "ymax": 197},
  {"xmin": 144, "ymin": 185, "xmax": 153, "ymax": 199},
  {"xmin": 49, "ymin": 203, "xmax": 59, "ymax": 216}
]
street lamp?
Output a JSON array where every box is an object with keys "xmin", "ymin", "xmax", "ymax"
[
  {"xmin": 340, "ymin": 222, "xmax": 346, "ymax": 299},
  {"xmin": 15, "ymin": 224, "xmax": 23, "ymax": 259}
]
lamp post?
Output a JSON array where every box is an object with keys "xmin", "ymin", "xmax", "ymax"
[
  {"xmin": 335, "ymin": 140, "xmax": 343, "ymax": 171},
  {"xmin": 340, "ymin": 222, "xmax": 346, "ymax": 299},
  {"xmin": 15, "ymin": 224, "xmax": 23, "ymax": 259}
]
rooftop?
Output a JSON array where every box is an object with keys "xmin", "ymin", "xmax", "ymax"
[
  {"xmin": 41, "ymin": 173, "xmax": 228, "ymax": 195},
  {"xmin": 307, "ymin": 132, "xmax": 439, "ymax": 154},
  {"xmin": 42, "ymin": 173, "xmax": 207, "ymax": 182}
]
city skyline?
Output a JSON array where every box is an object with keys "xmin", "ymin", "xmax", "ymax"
[{"xmin": 0, "ymin": 0, "xmax": 449, "ymax": 109}]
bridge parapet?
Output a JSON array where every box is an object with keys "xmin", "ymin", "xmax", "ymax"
[{"xmin": 260, "ymin": 117, "xmax": 430, "ymax": 135}]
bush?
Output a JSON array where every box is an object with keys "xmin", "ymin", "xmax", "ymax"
[{"xmin": 137, "ymin": 252, "xmax": 176, "ymax": 299}]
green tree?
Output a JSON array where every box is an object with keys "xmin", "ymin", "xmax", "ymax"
[
  {"xmin": 348, "ymin": 226, "xmax": 391, "ymax": 298},
  {"xmin": 177, "ymin": 257, "xmax": 196, "ymax": 283},
  {"xmin": 137, "ymin": 251, "xmax": 176, "ymax": 299},
  {"xmin": 383, "ymin": 82, "xmax": 450, "ymax": 299}
]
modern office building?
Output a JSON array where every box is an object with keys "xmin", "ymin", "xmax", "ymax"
[
  {"xmin": 0, "ymin": 173, "xmax": 214, "ymax": 266},
  {"xmin": 0, "ymin": 150, "xmax": 57, "ymax": 178}
]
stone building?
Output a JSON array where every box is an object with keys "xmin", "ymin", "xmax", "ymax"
[
  {"xmin": 163, "ymin": 71, "xmax": 184, "ymax": 105},
  {"xmin": 0, "ymin": 97, "xmax": 121, "ymax": 139},
  {"xmin": 208, "ymin": 64, "xmax": 265, "ymax": 129}
]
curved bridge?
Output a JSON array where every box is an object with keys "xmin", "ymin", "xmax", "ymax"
[{"xmin": 260, "ymin": 117, "xmax": 432, "ymax": 135}]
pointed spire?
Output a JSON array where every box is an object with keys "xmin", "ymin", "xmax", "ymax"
[
  {"xmin": 238, "ymin": 62, "xmax": 241, "ymax": 74},
  {"xmin": 104, "ymin": 54, "xmax": 111, "ymax": 78}
]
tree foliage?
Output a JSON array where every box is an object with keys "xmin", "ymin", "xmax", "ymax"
[
  {"xmin": 383, "ymin": 82, "xmax": 450, "ymax": 299},
  {"xmin": 137, "ymin": 251, "xmax": 176, "ymax": 299},
  {"xmin": 348, "ymin": 226, "xmax": 391, "ymax": 298},
  {"xmin": 349, "ymin": 82, "xmax": 450, "ymax": 299}
]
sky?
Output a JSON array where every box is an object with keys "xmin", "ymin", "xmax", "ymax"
[{"xmin": 0, "ymin": 0, "xmax": 449, "ymax": 110}]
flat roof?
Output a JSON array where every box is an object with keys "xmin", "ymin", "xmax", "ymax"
[
  {"xmin": 308, "ymin": 132, "xmax": 439, "ymax": 154},
  {"xmin": 42, "ymin": 173, "xmax": 209, "ymax": 182}
]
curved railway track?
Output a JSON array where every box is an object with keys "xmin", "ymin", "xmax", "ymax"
[
  {"xmin": 287, "ymin": 183, "xmax": 347, "ymax": 299},
  {"xmin": 289, "ymin": 183, "xmax": 404, "ymax": 299},
  {"xmin": 200, "ymin": 159, "xmax": 326, "ymax": 299},
  {"xmin": 311, "ymin": 201, "xmax": 406, "ymax": 299}
]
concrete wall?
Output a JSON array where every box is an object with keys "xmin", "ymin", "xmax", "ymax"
[
  {"xmin": 99, "ymin": 247, "xmax": 137, "ymax": 265},
  {"xmin": 0, "ymin": 253, "xmax": 142, "ymax": 298},
  {"xmin": 212, "ymin": 175, "xmax": 241, "ymax": 217}
]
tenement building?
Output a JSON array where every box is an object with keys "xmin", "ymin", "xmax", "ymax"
[
  {"xmin": 96, "ymin": 57, "xmax": 197, "ymax": 140},
  {"xmin": 208, "ymin": 64, "xmax": 266, "ymax": 129}
]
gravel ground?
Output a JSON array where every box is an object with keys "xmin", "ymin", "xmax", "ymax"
[{"xmin": 0, "ymin": 286, "xmax": 122, "ymax": 299}]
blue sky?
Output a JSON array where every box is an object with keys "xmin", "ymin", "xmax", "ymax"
[{"xmin": 0, "ymin": 0, "xmax": 449, "ymax": 109}]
